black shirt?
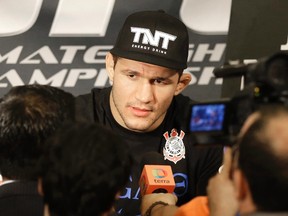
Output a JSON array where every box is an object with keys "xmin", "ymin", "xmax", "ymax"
[{"xmin": 76, "ymin": 87, "xmax": 223, "ymax": 216}]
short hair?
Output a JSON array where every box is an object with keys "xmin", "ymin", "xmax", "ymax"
[
  {"xmin": 238, "ymin": 105, "xmax": 288, "ymax": 211},
  {"xmin": 0, "ymin": 84, "xmax": 75, "ymax": 180},
  {"xmin": 40, "ymin": 122, "xmax": 132, "ymax": 216}
]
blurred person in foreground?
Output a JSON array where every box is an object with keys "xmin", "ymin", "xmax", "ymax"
[
  {"xmin": 141, "ymin": 105, "xmax": 288, "ymax": 216},
  {"xmin": 38, "ymin": 122, "xmax": 132, "ymax": 216},
  {"xmin": 0, "ymin": 84, "xmax": 75, "ymax": 216},
  {"xmin": 208, "ymin": 105, "xmax": 288, "ymax": 216}
]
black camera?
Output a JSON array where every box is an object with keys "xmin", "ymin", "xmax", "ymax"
[{"xmin": 188, "ymin": 51, "xmax": 288, "ymax": 146}]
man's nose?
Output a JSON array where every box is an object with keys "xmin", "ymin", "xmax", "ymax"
[{"xmin": 135, "ymin": 81, "xmax": 154, "ymax": 103}]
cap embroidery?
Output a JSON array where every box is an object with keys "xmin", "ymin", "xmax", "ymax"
[
  {"xmin": 110, "ymin": 10, "xmax": 189, "ymax": 70},
  {"xmin": 163, "ymin": 129, "xmax": 185, "ymax": 164},
  {"xmin": 130, "ymin": 27, "xmax": 177, "ymax": 53}
]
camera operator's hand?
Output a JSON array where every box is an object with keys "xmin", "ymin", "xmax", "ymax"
[{"xmin": 207, "ymin": 147, "xmax": 238, "ymax": 216}]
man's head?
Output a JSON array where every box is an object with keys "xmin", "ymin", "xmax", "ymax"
[
  {"xmin": 0, "ymin": 84, "xmax": 75, "ymax": 180},
  {"xmin": 106, "ymin": 10, "xmax": 191, "ymax": 132},
  {"xmin": 234, "ymin": 105, "xmax": 288, "ymax": 212},
  {"xmin": 40, "ymin": 122, "xmax": 132, "ymax": 216}
]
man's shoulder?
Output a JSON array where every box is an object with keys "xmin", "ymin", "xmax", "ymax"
[
  {"xmin": 175, "ymin": 94, "xmax": 193, "ymax": 105},
  {"xmin": 76, "ymin": 87, "xmax": 110, "ymax": 100},
  {"xmin": 75, "ymin": 92, "xmax": 92, "ymax": 104},
  {"xmin": 174, "ymin": 94, "xmax": 195, "ymax": 116},
  {"xmin": 75, "ymin": 92, "xmax": 94, "ymax": 122},
  {"xmin": 75, "ymin": 87, "xmax": 110, "ymax": 122},
  {"xmin": 80, "ymin": 87, "xmax": 111, "ymax": 101},
  {"xmin": 168, "ymin": 94, "xmax": 193, "ymax": 128}
]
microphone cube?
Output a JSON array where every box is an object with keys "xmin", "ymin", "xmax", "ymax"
[{"xmin": 139, "ymin": 165, "xmax": 175, "ymax": 196}]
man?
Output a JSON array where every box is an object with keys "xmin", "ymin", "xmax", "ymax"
[
  {"xmin": 76, "ymin": 10, "xmax": 222, "ymax": 215},
  {"xmin": 39, "ymin": 122, "xmax": 132, "ymax": 216},
  {"xmin": 0, "ymin": 84, "xmax": 75, "ymax": 216},
  {"xmin": 208, "ymin": 105, "xmax": 288, "ymax": 216}
]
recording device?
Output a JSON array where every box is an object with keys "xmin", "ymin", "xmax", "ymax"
[
  {"xmin": 139, "ymin": 152, "xmax": 175, "ymax": 196},
  {"xmin": 188, "ymin": 51, "xmax": 288, "ymax": 146}
]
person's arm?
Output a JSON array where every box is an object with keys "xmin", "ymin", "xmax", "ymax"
[
  {"xmin": 207, "ymin": 147, "xmax": 238, "ymax": 216},
  {"xmin": 141, "ymin": 193, "xmax": 178, "ymax": 216}
]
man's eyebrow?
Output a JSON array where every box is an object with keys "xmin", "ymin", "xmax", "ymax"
[
  {"xmin": 154, "ymin": 76, "xmax": 170, "ymax": 80},
  {"xmin": 119, "ymin": 69, "xmax": 175, "ymax": 81},
  {"xmin": 120, "ymin": 69, "xmax": 139, "ymax": 74}
]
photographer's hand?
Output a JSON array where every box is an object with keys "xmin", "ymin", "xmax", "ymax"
[{"xmin": 207, "ymin": 147, "xmax": 238, "ymax": 216}]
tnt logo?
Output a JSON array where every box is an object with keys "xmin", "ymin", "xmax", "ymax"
[
  {"xmin": 130, "ymin": 27, "xmax": 177, "ymax": 49},
  {"xmin": 152, "ymin": 169, "xmax": 168, "ymax": 179}
]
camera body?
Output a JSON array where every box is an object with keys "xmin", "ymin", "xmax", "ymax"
[{"xmin": 188, "ymin": 51, "xmax": 288, "ymax": 146}]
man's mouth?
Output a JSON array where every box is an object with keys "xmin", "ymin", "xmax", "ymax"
[{"xmin": 130, "ymin": 106, "xmax": 152, "ymax": 117}]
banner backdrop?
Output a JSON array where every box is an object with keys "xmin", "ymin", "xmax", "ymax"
[
  {"xmin": 0, "ymin": 0, "xmax": 287, "ymax": 100},
  {"xmin": 0, "ymin": 0, "xmax": 230, "ymax": 100}
]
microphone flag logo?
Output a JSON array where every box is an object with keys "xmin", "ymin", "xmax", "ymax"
[{"xmin": 152, "ymin": 169, "xmax": 167, "ymax": 178}]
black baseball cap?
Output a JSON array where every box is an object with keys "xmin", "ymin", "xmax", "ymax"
[{"xmin": 110, "ymin": 10, "xmax": 189, "ymax": 70}]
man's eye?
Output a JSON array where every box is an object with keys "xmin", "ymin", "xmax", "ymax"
[
  {"xmin": 128, "ymin": 74, "xmax": 136, "ymax": 78},
  {"xmin": 154, "ymin": 79, "xmax": 165, "ymax": 84}
]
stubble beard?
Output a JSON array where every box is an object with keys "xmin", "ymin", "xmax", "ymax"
[{"xmin": 111, "ymin": 91, "xmax": 165, "ymax": 132}]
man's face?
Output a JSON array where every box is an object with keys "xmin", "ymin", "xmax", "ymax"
[{"xmin": 108, "ymin": 57, "xmax": 183, "ymax": 132}]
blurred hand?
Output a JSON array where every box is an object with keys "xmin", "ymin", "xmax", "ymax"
[
  {"xmin": 207, "ymin": 147, "xmax": 239, "ymax": 216},
  {"xmin": 141, "ymin": 193, "xmax": 178, "ymax": 216}
]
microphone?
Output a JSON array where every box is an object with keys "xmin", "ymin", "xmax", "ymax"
[{"xmin": 139, "ymin": 152, "xmax": 175, "ymax": 196}]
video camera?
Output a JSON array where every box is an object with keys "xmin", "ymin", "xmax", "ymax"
[{"xmin": 188, "ymin": 51, "xmax": 288, "ymax": 146}]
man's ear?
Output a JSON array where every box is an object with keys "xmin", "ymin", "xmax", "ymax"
[
  {"xmin": 174, "ymin": 72, "xmax": 192, "ymax": 95},
  {"xmin": 233, "ymin": 168, "xmax": 257, "ymax": 212},
  {"xmin": 106, "ymin": 52, "xmax": 116, "ymax": 84},
  {"xmin": 37, "ymin": 178, "xmax": 44, "ymax": 196},
  {"xmin": 233, "ymin": 169, "xmax": 249, "ymax": 200}
]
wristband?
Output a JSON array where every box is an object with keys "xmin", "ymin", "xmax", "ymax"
[{"xmin": 144, "ymin": 201, "xmax": 169, "ymax": 216}]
